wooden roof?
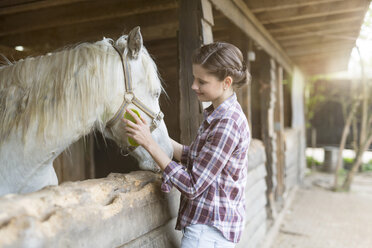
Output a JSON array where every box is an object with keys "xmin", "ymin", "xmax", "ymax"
[
  {"xmin": 0, "ymin": 0, "xmax": 369, "ymax": 76},
  {"xmin": 244, "ymin": 0, "xmax": 370, "ymax": 75},
  {"xmin": 0, "ymin": 0, "xmax": 179, "ymax": 62}
]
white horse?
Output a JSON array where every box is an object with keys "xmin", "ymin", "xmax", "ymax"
[{"xmin": 0, "ymin": 27, "xmax": 173, "ymax": 196}]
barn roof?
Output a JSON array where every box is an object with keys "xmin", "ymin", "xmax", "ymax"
[
  {"xmin": 244, "ymin": 0, "xmax": 371, "ymax": 75},
  {"xmin": 0, "ymin": 0, "xmax": 369, "ymax": 76}
]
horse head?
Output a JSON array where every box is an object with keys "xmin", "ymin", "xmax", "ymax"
[{"xmin": 102, "ymin": 27, "xmax": 173, "ymax": 172}]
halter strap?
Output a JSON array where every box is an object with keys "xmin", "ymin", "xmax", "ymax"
[{"xmin": 106, "ymin": 44, "xmax": 164, "ymax": 140}]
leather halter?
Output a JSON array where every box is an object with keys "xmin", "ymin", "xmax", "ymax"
[{"xmin": 106, "ymin": 44, "xmax": 164, "ymax": 150}]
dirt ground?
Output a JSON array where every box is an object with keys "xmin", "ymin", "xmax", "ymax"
[{"xmin": 270, "ymin": 171, "xmax": 372, "ymax": 248}]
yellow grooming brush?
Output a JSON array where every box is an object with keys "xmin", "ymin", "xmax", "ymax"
[{"xmin": 123, "ymin": 109, "xmax": 141, "ymax": 146}]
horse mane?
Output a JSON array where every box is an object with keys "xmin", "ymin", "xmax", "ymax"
[{"xmin": 0, "ymin": 36, "xmax": 163, "ymax": 146}]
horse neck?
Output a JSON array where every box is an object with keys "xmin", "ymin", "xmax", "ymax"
[{"xmin": 0, "ymin": 45, "xmax": 125, "ymax": 167}]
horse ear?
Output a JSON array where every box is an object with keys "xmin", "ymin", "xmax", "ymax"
[{"xmin": 127, "ymin": 26, "xmax": 143, "ymax": 59}]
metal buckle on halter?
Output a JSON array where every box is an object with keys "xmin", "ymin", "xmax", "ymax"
[
  {"xmin": 151, "ymin": 112, "xmax": 164, "ymax": 129},
  {"xmin": 124, "ymin": 92, "xmax": 134, "ymax": 103}
]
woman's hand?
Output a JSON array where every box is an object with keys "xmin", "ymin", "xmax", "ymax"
[
  {"xmin": 123, "ymin": 108, "xmax": 154, "ymax": 150},
  {"xmin": 123, "ymin": 108, "xmax": 172, "ymax": 171}
]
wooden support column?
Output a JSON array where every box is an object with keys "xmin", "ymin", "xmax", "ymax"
[
  {"xmin": 257, "ymin": 51, "xmax": 278, "ymax": 219},
  {"xmin": 200, "ymin": 0, "xmax": 214, "ymax": 44},
  {"xmin": 274, "ymin": 65, "xmax": 285, "ymax": 201},
  {"xmin": 178, "ymin": 0, "xmax": 214, "ymax": 144}
]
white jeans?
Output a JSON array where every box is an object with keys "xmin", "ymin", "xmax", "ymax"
[{"xmin": 181, "ymin": 224, "xmax": 236, "ymax": 248}]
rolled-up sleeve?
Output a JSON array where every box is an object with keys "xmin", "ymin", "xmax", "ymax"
[
  {"xmin": 161, "ymin": 145, "xmax": 190, "ymax": 192},
  {"xmin": 180, "ymin": 145, "xmax": 190, "ymax": 164}
]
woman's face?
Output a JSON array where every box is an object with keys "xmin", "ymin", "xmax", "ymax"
[{"xmin": 192, "ymin": 64, "xmax": 227, "ymax": 107}]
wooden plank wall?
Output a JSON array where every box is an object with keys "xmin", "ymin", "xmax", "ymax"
[{"xmin": 53, "ymin": 136, "xmax": 95, "ymax": 183}]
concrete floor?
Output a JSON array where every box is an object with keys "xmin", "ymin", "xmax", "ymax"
[{"xmin": 270, "ymin": 171, "xmax": 372, "ymax": 248}]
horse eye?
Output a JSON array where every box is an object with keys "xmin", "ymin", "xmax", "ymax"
[{"xmin": 154, "ymin": 92, "xmax": 161, "ymax": 99}]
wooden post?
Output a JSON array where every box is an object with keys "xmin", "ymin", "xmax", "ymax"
[
  {"xmin": 274, "ymin": 65, "xmax": 285, "ymax": 200},
  {"xmin": 200, "ymin": 0, "xmax": 214, "ymax": 44},
  {"xmin": 178, "ymin": 0, "xmax": 214, "ymax": 144},
  {"xmin": 257, "ymin": 50, "xmax": 278, "ymax": 220}
]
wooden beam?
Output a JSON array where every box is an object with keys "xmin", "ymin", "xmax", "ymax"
[
  {"xmin": 0, "ymin": 0, "xmax": 177, "ymax": 37},
  {"xmin": 264, "ymin": 10, "xmax": 365, "ymax": 30},
  {"xmin": 0, "ymin": 9, "xmax": 178, "ymax": 54},
  {"xmin": 248, "ymin": 0, "xmax": 343, "ymax": 13},
  {"xmin": 201, "ymin": 0, "xmax": 214, "ymax": 44},
  {"xmin": 267, "ymin": 15, "xmax": 362, "ymax": 34},
  {"xmin": 272, "ymin": 20, "xmax": 363, "ymax": 39},
  {"xmin": 0, "ymin": 0, "xmax": 92, "ymax": 14},
  {"xmin": 301, "ymin": 60, "xmax": 349, "ymax": 72},
  {"xmin": 279, "ymin": 31, "xmax": 358, "ymax": 48},
  {"xmin": 302, "ymin": 60, "xmax": 350, "ymax": 75},
  {"xmin": 0, "ymin": 0, "xmax": 34, "ymax": 8},
  {"xmin": 288, "ymin": 44, "xmax": 354, "ymax": 58},
  {"xmin": 275, "ymin": 26, "xmax": 360, "ymax": 41},
  {"xmin": 256, "ymin": 0, "xmax": 367, "ymax": 25},
  {"xmin": 292, "ymin": 50, "xmax": 351, "ymax": 63},
  {"xmin": 297, "ymin": 53, "xmax": 350, "ymax": 66},
  {"xmin": 210, "ymin": 0, "xmax": 293, "ymax": 73},
  {"xmin": 285, "ymin": 41, "xmax": 355, "ymax": 57},
  {"xmin": 0, "ymin": 21, "xmax": 179, "ymax": 61}
]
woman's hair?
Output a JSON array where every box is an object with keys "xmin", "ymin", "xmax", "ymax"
[{"xmin": 192, "ymin": 42, "xmax": 250, "ymax": 88}]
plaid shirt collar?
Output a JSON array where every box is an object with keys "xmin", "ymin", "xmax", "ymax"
[{"xmin": 204, "ymin": 93, "xmax": 237, "ymax": 124}]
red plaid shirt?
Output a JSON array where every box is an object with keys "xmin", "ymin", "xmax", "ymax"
[{"xmin": 162, "ymin": 93, "xmax": 250, "ymax": 243}]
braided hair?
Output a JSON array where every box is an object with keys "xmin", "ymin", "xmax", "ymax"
[{"xmin": 192, "ymin": 42, "xmax": 250, "ymax": 88}]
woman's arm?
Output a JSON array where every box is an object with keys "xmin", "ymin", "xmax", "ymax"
[
  {"xmin": 144, "ymin": 139, "xmax": 172, "ymax": 171},
  {"xmin": 170, "ymin": 138, "xmax": 183, "ymax": 161}
]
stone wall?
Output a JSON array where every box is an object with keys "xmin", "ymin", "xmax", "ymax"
[{"xmin": 0, "ymin": 139, "xmax": 266, "ymax": 248}]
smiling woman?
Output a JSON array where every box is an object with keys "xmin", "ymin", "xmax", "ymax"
[{"xmin": 123, "ymin": 41, "xmax": 251, "ymax": 247}]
